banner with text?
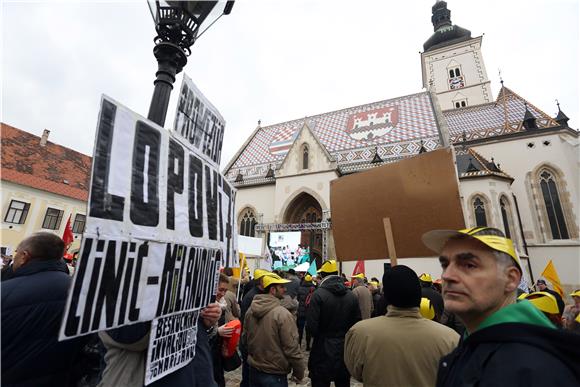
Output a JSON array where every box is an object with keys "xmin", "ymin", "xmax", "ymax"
[
  {"xmin": 60, "ymin": 96, "xmax": 237, "ymax": 347},
  {"xmin": 174, "ymin": 74, "xmax": 225, "ymax": 167}
]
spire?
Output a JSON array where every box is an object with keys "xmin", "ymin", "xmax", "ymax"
[
  {"xmin": 423, "ymin": 1, "xmax": 471, "ymax": 52},
  {"xmin": 418, "ymin": 139, "xmax": 427, "ymax": 154},
  {"xmin": 371, "ymin": 147, "xmax": 383, "ymax": 164},
  {"xmin": 431, "ymin": 1, "xmax": 452, "ymax": 31},
  {"xmin": 522, "ymin": 102, "xmax": 538, "ymax": 130},
  {"xmin": 466, "ymin": 157, "xmax": 479, "ymax": 173},
  {"xmin": 235, "ymin": 171, "xmax": 243, "ymax": 182},
  {"xmin": 265, "ymin": 164, "xmax": 275, "ymax": 178},
  {"xmin": 555, "ymin": 99, "xmax": 570, "ymax": 127}
]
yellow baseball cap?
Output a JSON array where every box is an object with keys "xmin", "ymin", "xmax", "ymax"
[
  {"xmin": 351, "ymin": 273, "xmax": 365, "ymax": 279},
  {"xmin": 369, "ymin": 281, "xmax": 379, "ymax": 287},
  {"xmin": 523, "ymin": 292, "xmax": 559, "ymax": 315},
  {"xmin": 254, "ymin": 269, "xmax": 270, "ymax": 280},
  {"xmin": 419, "ymin": 273, "xmax": 433, "ymax": 283},
  {"xmin": 304, "ymin": 274, "xmax": 313, "ymax": 282},
  {"xmin": 420, "ymin": 298, "xmax": 435, "ymax": 320},
  {"xmin": 261, "ymin": 273, "xmax": 290, "ymax": 288},
  {"xmin": 517, "ymin": 292, "xmax": 529, "ymax": 300},
  {"xmin": 318, "ymin": 259, "xmax": 338, "ymax": 274},
  {"xmin": 422, "ymin": 227, "xmax": 521, "ymax": 272},
  {"xmin": 570, "ymin": 290, "xmax": 580, "ymax": 298}
]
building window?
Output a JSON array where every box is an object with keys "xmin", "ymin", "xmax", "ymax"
[
  {"xmin": 539, "ymin": 170, "xmax": 569, "ymax": 239},
  {"xmin": 240, "ymin": 208, "xmax": 257, "ymax": 237},
  {"xmin": 448, "ymin": 66, "xmax": 465, "ymax": 90},
  {"xmin": 500, "ymin": 197, "xmax": 512, "ymax": 239},
  {"xmin": 42, "ymin": 208, "xmax": 63, "ymax": 230},
  {"xmin": 72, "ymin": 214, "xmax": 86, "ymax": 234},
  {"xmin": 473, "ymin": 197, "xmax": 488, "ymax": 227},
  {"xmin": 4, "ymin": 200, "xmax": 30, "ymax": 224},
  {"xmin": 302, "ymin": 145, "xmax": 309, "ymax": 170}
]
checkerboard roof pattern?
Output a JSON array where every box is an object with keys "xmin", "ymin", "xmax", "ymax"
[
  {"xmin": 226, "ymin": 92, "xmax": 440, "ymax": 178},
  {"xmin": 443, "ymin": 86, "xmax": 559, "ymax": 143}
]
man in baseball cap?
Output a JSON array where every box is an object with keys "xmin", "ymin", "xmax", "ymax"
[{"xmin": 422, "ymin": 226, "xmax": 580, "ymax": 386}]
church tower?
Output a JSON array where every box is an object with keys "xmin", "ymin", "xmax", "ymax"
[{"xmin": 421, "ymin": 1, "xmax": 493, "ymax": 110}]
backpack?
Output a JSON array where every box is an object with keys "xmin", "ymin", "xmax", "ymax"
[{"xmin": 305, "ymin": 286, "xmax": 315, "ymax": 308}]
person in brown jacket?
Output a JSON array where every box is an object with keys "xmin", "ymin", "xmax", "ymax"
[
  {"xmin": 351, "ymin": 273, "xmax": 373, "ymax": 319},
  {"xmin": 345, "ymin": 265, "xmax": 459, "ymax": 387},
  {"xmin": 242, "ymin": 273, "xmax": 305, "ymax": 386}
]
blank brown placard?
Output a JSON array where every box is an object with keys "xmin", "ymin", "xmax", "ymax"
[{"xmin": 330, "ymin": 147, "xmax": 465, "ymax": 261}]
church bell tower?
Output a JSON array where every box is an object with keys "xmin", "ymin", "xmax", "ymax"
[{"xmin": 421, "ymin": 1, "xmax": 493, "ymax": 110}]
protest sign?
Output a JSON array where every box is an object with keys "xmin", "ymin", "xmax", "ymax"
[
  {"xmin": 60, "ymin": 95, "xmax": 237, "ymax": 344},
  {"xmin": 173, "ymin": 74, "xmax": 225, "ymax": 167},
  {"xmin": 330, "ymin": 147, "xmax": 464, "ymax": 260}
]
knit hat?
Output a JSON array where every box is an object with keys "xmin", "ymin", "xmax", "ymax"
[{"xmin": 383, "ymin": 265, "xmax": 421, "ymax": 308}]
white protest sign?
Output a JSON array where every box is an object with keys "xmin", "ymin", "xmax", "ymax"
[
  {"xmin": 60, "ymin": 95, "xmax": 237, "ymax": 343},
  {"xmin": 173, "ymin": 73, "xmax": 225, "ymax": 167}
]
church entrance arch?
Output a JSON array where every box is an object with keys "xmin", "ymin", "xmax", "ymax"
[{"xmin": 283, "ymin": 192, "xmax": 323, "ymax": 268}]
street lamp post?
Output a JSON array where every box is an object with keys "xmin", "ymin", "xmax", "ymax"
[{"xmin": 147, "ymin": 0, "xmax": 234, "ymax": 127}]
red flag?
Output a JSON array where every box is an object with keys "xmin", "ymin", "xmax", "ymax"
[
  {"xmin": 62, "ymin": 215, "xmax": 74, "ymax": 250},
  {"xmin": 352, "ymin": 259, "xmax": 365, "ymax": 276}
]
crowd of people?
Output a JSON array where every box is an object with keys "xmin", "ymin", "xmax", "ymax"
[{"xmin": 2, "ymin": 227, "xmax": 580, "ymax": 386}]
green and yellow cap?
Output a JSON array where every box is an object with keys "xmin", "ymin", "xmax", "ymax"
[
  {"xmin": 422, "ymin": 227, "xmax": 521, "ymax": 272},
  {"xmin": 523, "ymin": 291, "xmax": 559, "ymax": 315}
]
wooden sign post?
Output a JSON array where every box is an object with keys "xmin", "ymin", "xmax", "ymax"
[{"xmin": 383, "ymin": 218, "xmax": 398, "ymax": 266}]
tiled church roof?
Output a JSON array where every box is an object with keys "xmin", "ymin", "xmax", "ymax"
[
  {"xmin": 225, "ymin": 92, "xmax": 441, "ymax": 180},
  {"xmin": 443, "ymin": 86, "xmax": 559, "ymax": 143},
  {"xmin": 1, "ymin": 123, "xmax": 92, "ymax": 201},
  {"xmin": 225, "ymin": 86, "xmax": 561, "ymax": 182}
]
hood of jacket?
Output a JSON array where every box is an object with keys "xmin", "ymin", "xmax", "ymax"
[
  {"xmin": 320, "ymin": 275, "xmax": 348, "ymax": 295},
  {"xmin": 475, "ymin": 299, "xmax": 554, "ymax": 332},
  {"xmin": 250, "ymin": 294, "xmax": 282, "ymax": 319}
]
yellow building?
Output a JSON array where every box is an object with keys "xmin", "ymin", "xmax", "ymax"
[{"xmin": 1, "ymin": 123, "xmax": 91, "ymax": 256}]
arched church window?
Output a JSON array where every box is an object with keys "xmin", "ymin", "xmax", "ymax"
[
  {"xmin": 448, "ymin": 66, "xmax": 464, "ymax": 90},
  {"xmin": 539, "ymin": 170, "xmax": 569, "ymax": 239},
  {"xmin": 454, "ymin": 68, "xmax": 461, "ymax": 77},
  {"xmin": 449, "ymin": 69, "xmax": 454, "ymax": 78},
  {"xmin": 302, "ymin": 144, "xmax": 309, "ymax": 170},
  {"xmin": 500, "ymin": 197, "xmax": 512, "ymax": 239},
  {"xmin": 239, "ymin": 208, "xmax": 257, "ymax": 237},
  {"xmin": 461, "ymin": 101, "xmax": 466, "ymax": 107},
  {"xmin": 455, "ymin": 102, "xmax": 460, "ymax": 108},
  {"xmin": 473, "ymin": 197, "xmax": 488, "ymax": 227}
]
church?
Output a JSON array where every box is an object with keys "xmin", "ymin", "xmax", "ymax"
[{"xmin": 223, "ymin": 1, "xmax": 579, "ymax": 289}]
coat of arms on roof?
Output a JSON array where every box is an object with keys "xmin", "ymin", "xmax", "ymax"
[
  {"xmin": 346, "ymin": 106, "xmax": 399, "ymax": 141},
  {"xmin": 268, "ymin": 125, "xmax": 299, "ymax": 155}
]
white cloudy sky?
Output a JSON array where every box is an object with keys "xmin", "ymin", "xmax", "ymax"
[{"xmin": 2, "ymin": 0, "xmax": 578, "ymax": 169}]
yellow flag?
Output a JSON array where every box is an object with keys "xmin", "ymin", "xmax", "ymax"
[
  {"xmin": 232, "ymin": 253, "xmax": 247, "ymax": 279},
  {"xmin": 540, "ymin": 260, "xmax": 564, "ymax": 297}
]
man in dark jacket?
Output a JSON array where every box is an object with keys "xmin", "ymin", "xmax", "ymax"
[
  {"xmin": 1, "ymin": 232, "xmax": 87, "ymax": 386},
  {"xmin": 306, "ymin": 260, "xmax": 361, "ymax": 387},
  {"xmin": 297, "ymin": 274, "xmax": 316, "ymax": 349},
  {"xmin": 536, "ymin": 279, "xmax": 565, "ymax": 315},
  {"xmin": 422, "ymin": 227, "xmax": 580, "ymax": 386}
]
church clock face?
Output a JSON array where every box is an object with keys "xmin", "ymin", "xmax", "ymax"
[{"xmin": 449, "ymin": 76, "xmax": 465, "ymax": 90}]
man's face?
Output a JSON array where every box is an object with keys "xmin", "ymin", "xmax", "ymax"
[
  {"xmin": 12, "ymin": 242, "xmax": 31, "ymax": 270},
  {"xmin": 439, "ymin": 238, "xmax": 519, "ymax": 325},
  {"xmin": 216, "ymin": 282, "xmax": 228, "ymax": 301},
  {"xmin": 537, "ymin": 282, "xmax": 547, "ymax": 291},
  {"xmin": 272, "ymin": 284, "xmax": 286, "ymax": 299}
]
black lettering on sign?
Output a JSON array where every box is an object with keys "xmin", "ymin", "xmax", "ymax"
[
  {"xmin": 157, "ymin": 243, "xmax": 177, "ymax": 316},
  {"xmin": 167, "ymin": 139, "xmax": 184, "ymax": 230},
  {"xmin": 91, "ymin": 240, "xmax": 127, "ymax": 330},
  {"xmin": 89, "ymin": 99, "xmax": 124, "ymax": 221},
  {"xmin": 118, "ymin": 242, "xmax": 136, "ymax": 326},
  {"xmin": 130, "ymin": 121, "xmax": 160, "ymax": 226},
  {"xmin": 205, "ymin": 166, "xmax": 218, "ymax": 240},
  {"xmin": 81, "ymin": 239, "xmax": 105, "ymax": 334},
  {"xmin": 64, "ymin": 237, "xmax": 93, "ymax": 337},
  {"xmin": 188, "ymin": 155, "xmax": 203, "ymax": 237},
  {"xmin": 129, "ymin": 242, "xmax": 147, "ymax": 322}
]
